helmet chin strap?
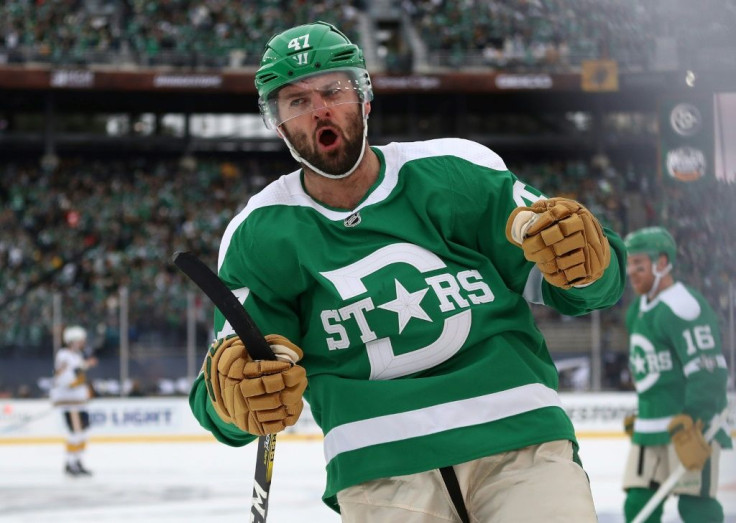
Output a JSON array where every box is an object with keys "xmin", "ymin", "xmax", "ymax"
[
  {"xmin": 647, "ymin": 262, "xmax": 672, "ymax": 300},
  {"xmin": 281, "ymin": 103, "xmax": 369, "ymax": 180}
]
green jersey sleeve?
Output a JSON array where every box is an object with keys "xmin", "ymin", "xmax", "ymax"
[
  {"xmin": 189, "ymin": 206, "xmax": 306, "ymax": 439},
  {"xmin": 540, "ymin": 231, "xmax": 626, "ymax": 316},
  {"xmin": 189, "ymin": 372, "xmax": 257, "ymax": 446},
  {"xmin": 656, "ymin": 287, "xmax": 730, "ymax": 425},
  {"xmin": 444, "ymin": 152, "xmax": 625, "ymax": 316}
]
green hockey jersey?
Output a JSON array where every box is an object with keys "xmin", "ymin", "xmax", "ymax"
[
  {"xmin": 190, "ymin": 138, "xmax": 627, "ymax": 511},
  {"xmin": 627, "ymin": 281, "xmax": 732, "ymax": 448}
]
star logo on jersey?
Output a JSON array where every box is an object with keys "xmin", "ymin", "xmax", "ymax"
[
  {"xmin": 629, "ymin": 333, "xmax": 673, "ymax": 393},
  {"xmin": 630, "ymin": 353, "xmax": 647, "ymax": 375},
  {"xmin": 377, "ymin": 279, "xmax": 431, "ymax": 333},
  {"xmin": 320, "ymin": 242, "xmax": 494, "ymax": 380}
]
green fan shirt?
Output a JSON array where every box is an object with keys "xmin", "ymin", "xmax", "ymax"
[
  {"xmin": 626, "ymin": 281, "xmax": 732, "ymax": 448},
  {"xmin": 190, "ymin": 138, "xmax": 627, "ymax": 511}
]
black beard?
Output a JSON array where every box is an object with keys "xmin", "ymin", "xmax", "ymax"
[{"xmin": 282, "ymin": 106, "xmax": 364, "ymax": 176}]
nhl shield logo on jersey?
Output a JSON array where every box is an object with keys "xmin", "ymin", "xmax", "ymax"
[
  {"xmin": 699, "ymin": 354, "xmax": 717, "ymax": 373},
  {"xmin": 344, "ymin": 212, "xmax": 362, "ymax": 228}
]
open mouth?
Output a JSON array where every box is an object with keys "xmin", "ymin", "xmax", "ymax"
[{"xmin": 317, "ymin": 128, "xmax": 339, "ymax": 149}]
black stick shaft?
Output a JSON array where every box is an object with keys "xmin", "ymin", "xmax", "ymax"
[
  {"xmin": 172, "ymin": 251, "xmax": 274, "ymax": 360},
  {"xmin": 171, "ymin": 251, "xmax": 277, "ymax": 522}
]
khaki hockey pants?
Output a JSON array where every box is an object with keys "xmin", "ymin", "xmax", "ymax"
[
  {"xmin": 623, "ymin": 441, "xmax": 723, "ymax": 497},
  {"xmin": 337, "ymin": 439, "xmax": 597, "ymax": 522}
]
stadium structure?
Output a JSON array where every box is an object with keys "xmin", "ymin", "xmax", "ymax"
[{"xmin": 0, "ymin": 0, "xmax": 734, "ymax": 397}]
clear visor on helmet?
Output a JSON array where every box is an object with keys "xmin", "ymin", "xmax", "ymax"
[{"xmin": 259, "ymin": 67, "xmax": 373, "ymax": 130}]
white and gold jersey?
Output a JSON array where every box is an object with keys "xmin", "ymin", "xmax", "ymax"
[{"xmin": 50, "ymin": 348, "xmax": 90, "ymax": 406}]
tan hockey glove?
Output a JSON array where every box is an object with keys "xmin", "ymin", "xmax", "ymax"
[
  {"xmin": 623, "ymin": 413, "xmax": 636, "ymax": 438},
  {"xmin": 204, "ymin": 334, "xmax": 307, "ymax": 436},
  {"xmin": 668, "ymin": 414, "xmax": 711, "ymax": 471},
  {"xmin": 505, "ymin": 197, "xmax": 611, "ymax": 289}
]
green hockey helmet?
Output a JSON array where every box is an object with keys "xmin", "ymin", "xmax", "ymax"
[
  {"xmin": 624, "ymin": 226, "xmax": 677, "ymax": 266},
  {"xmin": 255, "ymin": 21, "xmax": 373, "ymax": 129}
]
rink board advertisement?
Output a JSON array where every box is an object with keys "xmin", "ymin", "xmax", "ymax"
[{"xmin": 1, "ymin": 393, "xmax": 734, "ymax": 444}]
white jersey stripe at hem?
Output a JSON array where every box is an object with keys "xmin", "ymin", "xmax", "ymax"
[
  {"xmin": 323, "ymin": 383, "xmax": 563, "ymax": 463},
  {"xmin": 634, "ymin": 416, "xmax": 673, "ymax": 433}
]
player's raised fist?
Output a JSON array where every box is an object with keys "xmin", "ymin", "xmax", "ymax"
[
  {"xmin": 506, "ymin": 197, "xmax": 611, "ymax": 289},
  {"xmin": 204, "ymin": 334, "xmax": 307, "ymax": 436}
]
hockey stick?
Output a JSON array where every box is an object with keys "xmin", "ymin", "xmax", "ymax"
[
  {"xmin": 172, "ymin": 251, "xmax": 277, "ymax": 523},
  {"xmin": 0, "ymin": 407, "xmax": 56, "ymax": 434},
  {"xmin": 631, "ymin": 408, "xmax": 730, "ymax": 523}
]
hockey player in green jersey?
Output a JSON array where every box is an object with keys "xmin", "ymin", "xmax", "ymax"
[
  {"xmin": 622, "ymin": 226, "xmax": 732, "ymax": 523},
  {"xmin": 190, "ymin": 21, "xmax": 627, "ymax": 521}
]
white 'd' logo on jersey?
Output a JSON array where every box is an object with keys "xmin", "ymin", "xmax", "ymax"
[{"xmin": 320, "ymin": 243, "xmax": 494, "ymax": 380}]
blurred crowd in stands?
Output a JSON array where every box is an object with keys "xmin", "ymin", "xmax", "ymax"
[
  {"xmin": 1, "ymin": 152, "xmax": 734, "ymax": 397},
  {"xmin": 0, "ymin": 0, "xmax": 362, "ymax": 68},
  {"xmin": 1, "ymin": 0, "xmax": 733, "ymax": 71},
  {"xmin": 0, "ymin": 155, "xmax": 274, "ymax": 355},
  {"xmin": 404, "ymin": 0, "xmax": 734, "ymax": 71},
  {"xmin": 658, "ymin": 180, "xmax": 736, "ymax": 321}
]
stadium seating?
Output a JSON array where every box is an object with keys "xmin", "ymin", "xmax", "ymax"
[
  {"xmin": 1, "ymin": 0, "xmax": 362, "ymax": 67},
  {"xmin": 1, "ymin": 0, "xmax": 733, "ymax": 71}
]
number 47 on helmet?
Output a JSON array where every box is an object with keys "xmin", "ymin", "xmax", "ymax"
[{"xmin": 255, "ymin": 22, "xmax": 374, "ymax": 180}]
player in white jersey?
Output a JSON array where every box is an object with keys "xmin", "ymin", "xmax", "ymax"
[
  {"xmin": 50, "ymin": 325, "xmax": 98, "ymax": 476},
  {"xmin": 190, "ymin": 22, "xmax": 627, "ymax": 521}
]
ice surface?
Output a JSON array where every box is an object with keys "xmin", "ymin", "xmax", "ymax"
[{"xmin": 0, "ymin": 437, "xmax": 733, "ymax": 522}]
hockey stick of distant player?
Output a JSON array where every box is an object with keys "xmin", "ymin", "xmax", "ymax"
[
  {"xmin": 631, "ymin": 408, "xmax": 730, "ymax": 523},
  {"xmin": 0, "ymin": 407, "xmax": 56, "ymax": 434},
  {"xmin": 172, "ymin": 251, "xmax": 277, "ymax": 523}
]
